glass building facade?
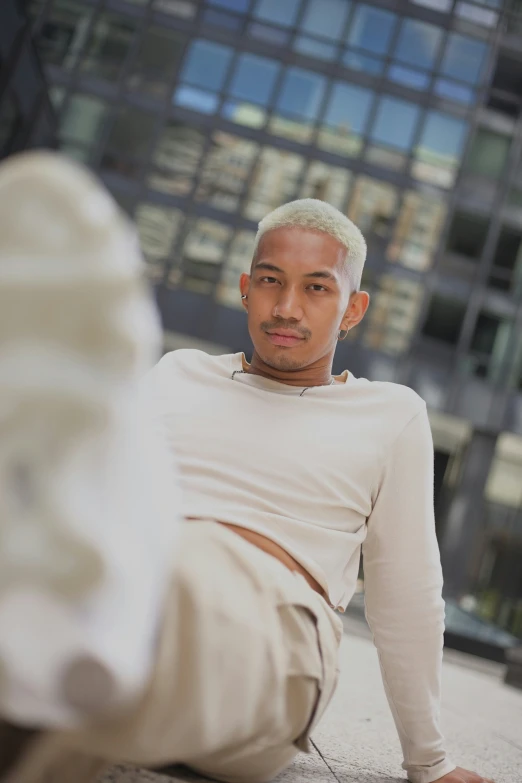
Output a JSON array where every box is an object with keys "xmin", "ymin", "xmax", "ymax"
[{"xmin": 6, "ymin": 0, "xmax": 522, "ymax": 643}]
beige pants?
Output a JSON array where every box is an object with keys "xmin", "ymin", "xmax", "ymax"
[{"xmin": 5, "ymin": 522, "xmax": 343, "ymax": 783}]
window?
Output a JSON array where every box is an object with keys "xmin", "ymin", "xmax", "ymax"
[
  {"xmin": 446, "ymin": 212, "xmax": 489, "ymax": 259},
  {"xmin": 178, "ymin": 39, "xmax": 232, "ymax": 91},
  {"xmin": 347, "ymin": 176, "xmax": 398, "ymax": 238},
  {"xmin": 154, "ymin": 0, "xmax": 197, "ymax": 17},
  {"xmin": 228, "ymin": 54, "xmax": 279, "ymax": 105},
  {"xmin": 318, "ymin": 82, "xmax": 373, "ymax": 157},
  {"xmin": 300, "ymin": 161, "xmax": 352, "ymax": 211},
  {"xmin": 243, "ymin": 147, "xmax": 305, "ymax": 221},
  {"xmin": 412, "ymin": 111, "xmax": 468, "ymax": 188},
  {"xmin": 300, "ymin": 0, "xmax": 350, "ymax": 40},
  {"xmin": 393, "ymin": 19, "xmax": 443, "ymax": 70},
  {"xmin": 422, "ymin": 294, "xmax": 466, "ymax": 345},
  {"xmin": 346, "ymin": 6, "xmax": 396, "ymax": 55},
  {"xmin": 126, "ymin": 27, "xmax": 184, "ymax": 97},
  {"xmin": 253, "ymin": 0, "xmax": 300, "ymax": 27},
  {"xmin": 36, "ymin": 0, "xmax": 94, "ymax": 70},
  {"xmin": 363, "ymin": 276, "xmax": 423, "ymax": 356},
  {"xmin": 135, "ymin": 203, "xmax": 183, "ymax": 281},
  {"xmin": 59, "ymin": 93, "xmax": 109, "ymax": 163},
  {"xmin": 179, "ymin": 219, "xmax": 233, "ymax": 294},
  {"xmin": 368, "ymin": 96, "xmax": 420, "ymax": 170},
  {"xmin": 174, "ymin": 39, "xmax": 233, "ymax": 113},
  {"xmin": 488, "ymin": 227, "xmax": 522, "ymax": 293},
  {"xmin": 148, "ymin": 122, "xmax": 205, "ymax": 196},
  {"xmin": 208, "ymin": 0, "xmax": 251, "ymax": 10},
  {"xmin": 465, "ymin": 129, "xmax": 511, "ymax": 180},
  {"xmin": 217, "ymin": 230, "xmax": 256, "ymax": 308},
  {"xmin": 80, "ymin": 12, "xmax": 137, "ymax": 82},
  {"xmin": 223, "ymin": 53, "xmax": 279, "ymax": 127},
  {"xmin": 101, "ymin": 107, "xmax": 157, "ymax": 178},
  {"xmin": 195, "ymin": 132, "xmax": 259, "ymax": 212},
  {"xmin": 388, "ymin": 192, "xmax": 447, "ymax": 271},
  {"xmin": 271, "ymin": 67, "xmax": 326, "ymax": 143},
  {"xmin": 440, "ymin": 34, "xmax": 487, "ymax": 84}
]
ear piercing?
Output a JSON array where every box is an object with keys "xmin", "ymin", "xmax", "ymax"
[{"xmin": 241, "ymin": 295, "xmax": 247, "ymax": 300}]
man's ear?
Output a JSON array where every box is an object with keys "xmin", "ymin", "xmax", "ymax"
[
  {"xmin": 239, "ymin": 273, "xmax": 250, "ymax": 310},
  {"xmin": 340, "ymin": 291, "xmax": 370, "ymax": 333}
]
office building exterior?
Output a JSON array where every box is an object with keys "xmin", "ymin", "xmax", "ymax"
[{"xmin": 4, "ymin": 0, "xmax": 522, "ymax": 643}]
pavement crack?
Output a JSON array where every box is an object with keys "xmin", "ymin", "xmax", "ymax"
[{"xmin": 310, "ymin": 738, "xmax": 342, "ymax": 782}]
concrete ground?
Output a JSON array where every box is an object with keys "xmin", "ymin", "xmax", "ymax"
[{"xmin": 99, "ymin": 615, "xmax": 522, "ymax": 783}]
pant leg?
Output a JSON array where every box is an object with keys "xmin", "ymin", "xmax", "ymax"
[{"xmin": 5, "ymin": 522, "xmax": 343, "ymax": 783}]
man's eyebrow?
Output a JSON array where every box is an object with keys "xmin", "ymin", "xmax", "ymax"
[{"xmin": 253, "ymin": 263, "xmax": 339, "ymax": 283}]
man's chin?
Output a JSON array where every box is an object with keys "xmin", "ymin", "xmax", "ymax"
[{"xmin": 258, "ymin": 349, "xmax": 306, "ymax": 372}]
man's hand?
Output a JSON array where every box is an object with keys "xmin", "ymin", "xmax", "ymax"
[{"xmin": 433, "ymin": 767, "xmax": 494, "ymax": 783}]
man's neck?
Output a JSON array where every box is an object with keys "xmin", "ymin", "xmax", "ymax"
[{"xmin": 243, "ymin": 352, "xmax": 335, "ymax": 388}]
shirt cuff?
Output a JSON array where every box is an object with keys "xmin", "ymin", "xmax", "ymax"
[{"xmin": 405, "ymin": 757, "xmax": 457, "ymax": 783}]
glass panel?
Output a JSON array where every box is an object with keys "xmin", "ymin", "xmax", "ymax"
[
  {"xmin": 434, "ymin": 79, "xmax": 474, "ymax": 104},
  {"xmin": 148, "ymin": 122, "xmax": 205, "ymax": 196},
  {"xmin": 388, "ymin": 192, "xmax": 447, "ymax": 271},
  {"xmin": 195, "ymin": 132, "xmax": 259, "ymax": 212},
  {"xmin": 243, "ymin": 147, "xmax": 305, "ymax": 221},
  {"xmin": 422, "ymin": 293, "xmax": 466, "ymax": 345},
  {"xmin": 253, "ymin": 0, "xmax": 301, "ymax": 27},
  {"xmin": 440, "ymin": 34, "xmax": 487, "ymax": 84},
  {"xmin": 363, "ymin": 276, "xmax": 423, "ymax": 355},
  {"xmin": 228, "ymin": 54, "xmax": 279, "ymax": 105},
  {"xmin": 101, "ymin": 107, "xmax": 156, "ymax": 178},
  {"xmin": 127, "ymin": 27, "xmax": 184, "ymax": 97},
  {"xmin": 343, "ymin": 51, "xmax": 383, "ymax": 74},
  {"xmin": 446, "ymin": 211, "xmax": 489, "ymax": 259},
  {"xmin": 300, "ymin": 0, "xmax": 350, "ymax": 41},
  {"xmin": 37, "ymin": 0, "xmax": 94, "ymax": 70},
  {"xmin": 370, "ymin": 96, "xmax": 420, "ymax": 150},
  {"xmin": 465, "ymin": 129, "xmax": 510, "ymax": 180},
  {"xmin": 180, "ymin": 219, "xmax": 232, "ymax": 294},
  {"xmin": 203, "ymin": 8, "xmax": 243, "ymax": 28},
  {"xmin": 393, "ymin": 19, "xmax": 443, "ymax": 70},
  {"xmin": 180, "ymin": 39, "xmax": 233, "ymax": 91},
  {"xmin": 154, "ymin": 0, "xmax": 197, "ymax": 17},
  {"xmin": 388, "ymin": 64, "xmax": 430, "ymax": 90},
  {"xmin": 347, "ymin": 5, "xmax": 397, "ymax": 55},
  {"xmin": 347, "ymin": 176, "xmax": 398, "ymax": 237},
  {"xmin": 59, "ymin": 93, "xmax": 109, "ymax": 160},
  {"xmin": 80, "ymin": 12, "xmax": 137, "ymax": 82},
  {"xmin": 300, "ymin": 161, "xmax": 352, "ymax": 211},
  {"xmin": 271, "ymin": 67, "xmax": 326, "ymax": 143},
  {"xmin": 217, "ymin": 230, "xmax": 256, "ymax": 308},
  {"xmin": 294, "ymin": 36, "xmax": 337, "ymax": 61},
  {"xmin": 208, "ymin": 0, "xmax": 251, "ymax": 10},
  {"xmin": 412, "ymin": 111, "xmax": 468, "ymax": 188},
  {"xmin": 455, "ymin": 2, "xmax": 498, "ymax": 28},
  {"xmin": 174, "ymin": 86, "xmax": 219, "ymax": 114},
  {"xmin": 318, "ymin": 82, "xmax": 373, "ymax": 157},
  {"xmin": 275, "ymin": 67, "xmax": 326, "ymax": 119},
  {"xmin": 135, "ymin": 203, "xmax": 183, "ymax": 282},
  {"xmin": 248, "ymin": 22, "xmax": 289, "ymax": 46}
]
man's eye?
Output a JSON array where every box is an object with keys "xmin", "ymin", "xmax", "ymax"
[
  {"xmin": 309, "ymin": 285, "xmax": 327, "ymax": 292},
  {"xmin": 260, "ymin": 276, "xmax": 278, "ymax": 283}
]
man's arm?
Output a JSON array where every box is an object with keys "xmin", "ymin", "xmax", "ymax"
[{"xmin": 362, "ymin": 403, "xmax": 455, "ymax": 783}]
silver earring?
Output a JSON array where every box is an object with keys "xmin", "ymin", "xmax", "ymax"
[
  {"xmin": 241, "ymin": 295, "xmax": 247, "ymax": 300},
  {"xmin": 338, "ymin": 329, "xmax": 349, "ymax": 341}
]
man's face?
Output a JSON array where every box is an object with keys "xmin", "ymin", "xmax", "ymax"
[{"xmin": 240, "ymin": 226, "xmax": 365, "ymax": 372}]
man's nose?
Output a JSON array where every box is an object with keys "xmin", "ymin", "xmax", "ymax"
[{"xmin": 273, "ymin": 287, "xmax": 303, "ymax": 321}]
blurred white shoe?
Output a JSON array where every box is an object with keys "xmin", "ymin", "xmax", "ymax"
[{"xmin": 0, "ymin": 151, "xmax": 180, "ymax": 729}]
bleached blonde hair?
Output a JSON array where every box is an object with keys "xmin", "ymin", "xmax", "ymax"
[{"xmin": 253, "ymin": 198, "xmax": 367, "ymax": 292}]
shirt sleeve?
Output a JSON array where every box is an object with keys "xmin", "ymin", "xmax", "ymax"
[{"xmin": 362, "ymin": 403, "xmax": 456, "ymax": 783}]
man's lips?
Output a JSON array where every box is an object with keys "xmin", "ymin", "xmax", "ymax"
[{"xmin": 265, "ymin": 330, "xmax": 305, "ymax": 347}]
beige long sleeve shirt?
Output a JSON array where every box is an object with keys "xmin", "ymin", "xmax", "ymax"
[{"xmin": 146, "ymin": 348, "xmax": 456, "ymax": 783}]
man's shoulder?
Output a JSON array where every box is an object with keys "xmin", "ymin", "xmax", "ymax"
[
  {"xmin": 155, "ymin": 349, "xmax": 236, "ymax": 378},
  {"xmin": 351, "ymin": 374, "xmax": 426, "ymax": 422}
]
